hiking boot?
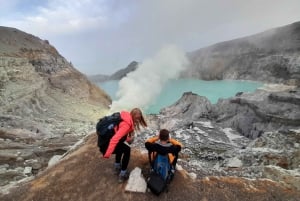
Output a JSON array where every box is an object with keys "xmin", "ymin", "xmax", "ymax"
[
  {"xmin": 114, "ymin": 166, "xmax": 121, "ymax": 175},
  {"xmin": 118, "ymin": 171, "xmax": 129, "ymax": 183},
  {"xmin": 113, "ymin": 163, "xmax": 121, "ymax": 175}
]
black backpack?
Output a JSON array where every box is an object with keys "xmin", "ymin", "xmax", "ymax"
[
  {"xmin": 147, "ymin": 153, "xmax": 174, "ymax": 195},
  {"xmin": 96, "ymin": 112, "xmax": 122, "ymax": 155}
]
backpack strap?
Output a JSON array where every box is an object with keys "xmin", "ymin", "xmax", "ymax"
[
  {"xmin": 148, "ymin": 151, "xmax": 153, "ymax": 168},
  {"xmin": 148, "ymin": 151, "xmax": 152, "ymax": 166},
  {"xmin": 148, "ymin": 151, "xmax": 158, "ymax": 170}
]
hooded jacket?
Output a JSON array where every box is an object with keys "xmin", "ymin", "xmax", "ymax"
[
  {"xmin": 103, "ymin": 111, "xmax": 134, "ymax": 158},
  {"xmin": 145, "ymin": 136, "xmax": 182, "ymax": 164}
]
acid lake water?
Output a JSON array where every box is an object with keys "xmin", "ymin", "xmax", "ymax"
[{"xmin": 97, "ymin": 79, "xmax": 263, "ymax": 114}]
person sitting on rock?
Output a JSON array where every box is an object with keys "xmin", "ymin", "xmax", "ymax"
[{"xmin": 145, "ymin": 129, "xmax": 182, "ymax": 178}]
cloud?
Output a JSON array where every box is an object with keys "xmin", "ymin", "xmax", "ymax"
[
  {"xmin": 122, "ymin": 0, "xmax": 300, "ymax": 51},
  {"xmin": 1, "ymin": 0, "xmax": 300, "ymax": 75},
  {"xmin": 2, "ymin": 0, "xmax": 113, "ymax": 36}
]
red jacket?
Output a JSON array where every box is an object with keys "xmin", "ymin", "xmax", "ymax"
[{"xmin": 103, "ymin": 111, "xmax": 134, "ymax": 158}]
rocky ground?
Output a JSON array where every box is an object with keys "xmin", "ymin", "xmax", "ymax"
[
  {"xmin": 139, "ymin": 86, "xmax": 300, "ymax": 192},
  {"xmin": 1, "ymin": 134, "xmax": 299, "ymax": 201}
]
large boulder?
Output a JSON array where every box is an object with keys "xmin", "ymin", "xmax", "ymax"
[
  {"xmin": 213, "ymin": 88, "xmax": 300, "ymax": 139},
  {"xmin": 160, "ymin": 91, "xmax": 213, "ymax": 120}
]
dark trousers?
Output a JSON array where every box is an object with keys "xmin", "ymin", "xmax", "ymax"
[
  {"xmin": 172, "ymin": 152, "xmax": 179, "ymax": 167},
  {"xmin": 114, "ymin": 142, "xmax": 131, "ymax": 171}
]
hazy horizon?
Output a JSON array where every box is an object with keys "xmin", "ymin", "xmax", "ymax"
[{"xmin": 1, "ymin": 0, "xmax": 300, "ymax": 75}]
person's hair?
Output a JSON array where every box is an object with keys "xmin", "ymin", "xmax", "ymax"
[
  {"xmin": 159, "ymin": 129, "xmax": 170, "ymax": 141},
  {"xmin": 130, "ymin": 108, "xmax": 147, "ymax": 131}
]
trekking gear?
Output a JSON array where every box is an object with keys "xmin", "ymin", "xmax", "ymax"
[
  {"xmin": 147, "ymin": 171, "xmax": 167, "ymax": 195},
  {"xmin": 153, "ymin": 154, "xmax": 172, "ymax": 181},
  {"xmin": 96, "ymin": 112, "xmax": 122, "ymax": 154},
  {"xmin": 114, "ymin": 163, "xmax": 121, "ymax": 175},
  {"xmin": 147, "ymin": 152, "xmax": 174, "ymax": 195},
  {"xmin": 118, "ymin": 170, "xmax": 129, "ymax": 183}
]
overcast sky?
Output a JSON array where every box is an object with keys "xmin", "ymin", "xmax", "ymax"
[{"xmin": 1, "ymin": 0, "xmax": 300, "ymax": 75}]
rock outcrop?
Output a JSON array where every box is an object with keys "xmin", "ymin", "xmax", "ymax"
[
  {"xmin": 184, "ymin": 21, "xmax": 300, "ymax": 85},
  {"xmin": 109, "ymin": 61, "xmax": 138, "ymax": 80},
  {"xmin": 212, "ymin": 87, "xmax": 300, "ymax": 139},
  {"xmin": 0, "ymin": 26, "xmax": 111, "ymax": 186},
  {"xmin": 88, "ymin": 61, "xmax": 138, "ymax": 83}
]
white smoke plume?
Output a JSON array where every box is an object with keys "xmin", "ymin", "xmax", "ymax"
[{"xmin": 110, "ymin": 45, "xmax": 189, "ymax": 112}]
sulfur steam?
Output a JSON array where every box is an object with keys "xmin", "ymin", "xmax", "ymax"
[{"xmin": 110, "ymin": 45, "xmax": 189, "ymax": 112}]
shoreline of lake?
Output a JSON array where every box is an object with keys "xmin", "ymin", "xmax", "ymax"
[{"xmin": 97, "ymin": 79, "xmax": 264, "ymax": 114}]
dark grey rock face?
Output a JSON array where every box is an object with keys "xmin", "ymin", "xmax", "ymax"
[
  {"xmin": 161, "ymin": 87, "xmax": 300, "ymax": 139},
  {"xmin": 213, "ymin": 88, "xmax": 300, "ymax": 139},
  {"xmin": 183, "ymin": 21, "xmax": 300, "ymax": 85},
  {"xmin": 155, "ymin": 88, "xmax": 300, "ymax": 139},
  {"xmin": 160, "ymin": 92, "xmax": 213, "ymax": 120}
]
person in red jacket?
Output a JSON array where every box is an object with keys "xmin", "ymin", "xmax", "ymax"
[{"xmin": 103, "ymin": 108, "xmax": 147, "ymax": 182}]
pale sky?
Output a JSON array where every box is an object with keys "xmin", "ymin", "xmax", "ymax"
[{"xmin": 1, "ymin": 0, "xmax": 300, "ymax": 75}]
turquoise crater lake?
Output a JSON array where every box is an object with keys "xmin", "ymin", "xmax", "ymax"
[{"xmin": 97, "ymin": 79, "xmax": 263, "ymax": 114}]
